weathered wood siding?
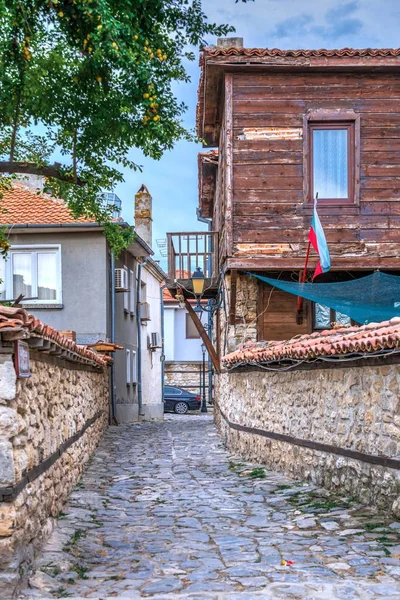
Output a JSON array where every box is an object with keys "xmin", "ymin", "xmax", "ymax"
[
  {"xmin": 231, "ymin": 71, "xmax": 400, "ymax": 267},
  {"xmin": 257, "ymin": 281, "xmax": 310, "ymax": 341}
]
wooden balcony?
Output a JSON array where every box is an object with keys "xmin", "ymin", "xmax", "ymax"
[{"xmin": 166, "ymin": 231, "xmax": 219, "ymax": 299}]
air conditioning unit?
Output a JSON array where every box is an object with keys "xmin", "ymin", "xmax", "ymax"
[
  {"xmin": 140, "ymin": 302, "xmax": 151, "ymax": 321},
  {"xmin": 115, "ymin": 268, "xmax": 129, "ymax": 292},
  {"xmin": 148, "ymin": 332, "xmax": 161, "ymax": 350}
]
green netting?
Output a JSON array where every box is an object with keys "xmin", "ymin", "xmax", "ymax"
[{"xmin": 248, "ymin": 271, "xmax": 400, "ymax": 325}]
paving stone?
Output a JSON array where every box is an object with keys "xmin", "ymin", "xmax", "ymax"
[{"xmin": 17, "ymin": 415, "xmax": 400, "ymax": 599}]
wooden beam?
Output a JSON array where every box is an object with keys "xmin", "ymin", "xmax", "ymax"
[
  {"xmin": 229, "ymin": 270, "xmax": 238, "ymax": 326},
  {"xmin": 0, "ymin": 161, "xmax": 85, "ymax": 186},
  {"xmin": 184, "ymin": 300, "xmax": 221, "ymax": 374}
]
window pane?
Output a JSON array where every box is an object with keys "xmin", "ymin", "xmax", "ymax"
[
  {"xmin": 313, "ymin": 129, "xmax": 348, "ymax": 198},
  {"xmin": 314, "ymin": 303, "xmax": 331, "ymax": 329},
  {"xmin": 37, "ymin": 253, "xmax": 57, "ymax": 300},
  {"xmin": 0, "ymin": 256, "xmax": 5, "ymax": 299},
  {"xmin": 186, "ymin": 313, "xmax": 200, "ymax": 339},
  {"xmin": 335, "ymin": 310, "xmax": 351, "ymax": 326},
  {"xmin": 13, "ymin": 254, "xmax": 32, "ymax": 298}
]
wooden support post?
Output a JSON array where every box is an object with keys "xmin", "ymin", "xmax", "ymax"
[
  {"xmin": 229, "ymin": 270, "xmax": 238, "ymax": 326},
  {"xmin": 184, "ymin": 300, "xmax": 221, "ymax": 374}
]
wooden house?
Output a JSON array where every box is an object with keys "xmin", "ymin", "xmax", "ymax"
[{"xmin": 166, "ymin": 38, "xmax": 400, "ymax": 367}]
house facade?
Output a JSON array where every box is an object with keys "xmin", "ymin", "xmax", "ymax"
[
  {"xmin": 0, "ymin": 180, "xmax": 164, "ymax": 422},
  {"xmin": 163, "ymin": 289, "xmax": 209, "ymax": 396},
  {"xmin": 192, "ymin": 39, "xmax": 400, "ymax": 355}
]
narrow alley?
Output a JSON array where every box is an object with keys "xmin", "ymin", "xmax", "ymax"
[{"xmin": 19, "ymin": 415, "xmax": 400, "ymax": 600}]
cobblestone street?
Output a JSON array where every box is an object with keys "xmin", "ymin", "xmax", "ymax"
[{"xmin": 19, "ymin": 415, "xmax": 400, "ymax": 600}]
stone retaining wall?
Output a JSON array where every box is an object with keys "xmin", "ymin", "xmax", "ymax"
[
  {"xmin": 215, "ymin": 363, "xmax": 400, "ymax": 515},
  {"xmin": 0, "ymin": 352, "xmax": 109, "ymax": 597},
  {"xmin": 164, "ymin": 362, "xmax": 209, "ymax": 395}
]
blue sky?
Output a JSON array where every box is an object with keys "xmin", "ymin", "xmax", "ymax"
[{"xmin": 115, "ymin": 0, "xmax": 400, "ymax": 269}]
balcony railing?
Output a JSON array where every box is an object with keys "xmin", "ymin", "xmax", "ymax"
[{"xmin": 167, "ymin": 231, "xmax": 218, "ymax": 282}]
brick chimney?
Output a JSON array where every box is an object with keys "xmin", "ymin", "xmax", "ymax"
[
  {"xmin": 134, "ymin": 184, "xmax": 153, "ymax": 248},
  {"xmin": 217, "ymin": 37, "xmax": 244, "ymax": 49}
]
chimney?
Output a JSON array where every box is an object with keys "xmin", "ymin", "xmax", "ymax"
[
  {"xmin": 134, "ymin": 184, "xmax": 153, "ymax": 248},
  {"xmin": 217, "ymin": 37, "xmax": 244, "ymax": 49}
]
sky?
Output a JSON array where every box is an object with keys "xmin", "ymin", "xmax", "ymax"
[{"xmin": 114, "ymin": 0, "xmax": 400, "ymax": 269}]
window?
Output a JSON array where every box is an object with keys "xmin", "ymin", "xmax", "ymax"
[
  {"xmin": 131, "ymin": 350, "xmax": 137, "ymax": 383},
  {"xmin": 129, "ymin": 269, "xmax": 135, "ymax": 315},
  {"xmin": 123, "ymin": 266, "xmax": 129, "ymax": 312},
  {"xmin": 126, "ymin": 349, "xmax": 131, "ymax": 385},
  {"xmin": 0, "ymin": 246, "xmax": 61, "ymax": 304},
  {"xmin": 313, "ymin": 303, "xmax": 352, "ymax": 330},
  {"xmin": 186, "ymin": 313, "xmax": 200, "ymax": 339},
  {"xmin": 304, "ymin": 110, "xmax": 360, "ymax": 206}
]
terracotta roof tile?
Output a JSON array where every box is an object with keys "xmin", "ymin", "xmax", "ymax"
[
  {"xmin": 203, "ymin": 47, "xmax": 400, "ymax": 59},
  {"xmin": 223, "ymin": 318, "xmax": 400, "ymax": 368},
  {"xmin": 0, "ymin": 305, "xmax": 108, "ymax": 368},
  {"xmin": 0, "ymin": 183, "xmax": 94, "ymax": 225}
]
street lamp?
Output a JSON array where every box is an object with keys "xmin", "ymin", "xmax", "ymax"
[
  {"xmin": 191, "ymin": 267, "xmax": 205, "ymax": 299},
  {"xmin": 200, "ymin": 342, "xmax": 207, "ymax": 413}
]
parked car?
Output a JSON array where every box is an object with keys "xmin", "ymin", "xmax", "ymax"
[{"xmin": 163, "ymin": 386, "xmax": 201, "ymax": 414}]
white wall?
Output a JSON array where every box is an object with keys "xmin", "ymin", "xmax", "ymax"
[
  {"xmin": 164, "ymin": 304, "xmax": 203, "ymax": 362},
  {"xmin": 140, "ymin": 265, "xmax": 163, "ymax": 420},
  {"xmin": 164, "ymin": 306, "xmax": 175, "ymax": 361}
]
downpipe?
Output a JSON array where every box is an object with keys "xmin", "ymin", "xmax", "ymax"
[{"xmin": 136, "ymin": 258, "xmax": 148, "ymax": 418}]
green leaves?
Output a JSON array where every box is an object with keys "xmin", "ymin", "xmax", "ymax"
[{"xmin": 0, "ymin": 0, "xmax": 233, "ymax": 253}]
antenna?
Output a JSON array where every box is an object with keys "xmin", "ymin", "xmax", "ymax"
[{"xmin": 156, "ymin": 238, "xmax": 167, "ymax": 257}]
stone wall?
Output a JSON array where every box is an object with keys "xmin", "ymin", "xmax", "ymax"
[
  {"xmin": 220, "ymin": 273, "xmax": 258, "ymax": 356},
  {"xmin": 0, "ymin": 352, "xmax": 109, "ymax": 597},
  {"xmin": 215, "ymin": 363, "xmax": 400, "ymax": 514},
  {"xmin": 164, "ymin": 362, "xmax": 209, "ymax": 395}
]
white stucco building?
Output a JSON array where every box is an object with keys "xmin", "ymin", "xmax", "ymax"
[{"xmin": 163, "ymin": 291, "xmax": 209, "ymax": 396}]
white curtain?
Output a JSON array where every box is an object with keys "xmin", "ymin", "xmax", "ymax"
[
  {"xmin": 13, "ymin": 254, "xmax": 32, "ymax": 298},
  {"xmin": 37, "ymin": 253, "xmax": 57, "ymax": 300},
  {"xmin": 313, "ymin": 129, "xmax": 348, "ymax": 199}
]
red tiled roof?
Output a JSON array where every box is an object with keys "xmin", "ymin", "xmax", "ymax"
[
  {"xmin": 0, "ymin": 183, "xmax": 94, "ymax": 225},
  {"xmin": 0, "ymin": 305, "xmax": 109, "ymax": 368},
  {"xmin": 203, "ymin": 47, "xmax": 400, "ymax": 59},
  {"xmin": 163, "ymin": 270, "xmax": 191, "ymax": 302},
  {"xmin": 223, "ymin": 318, "xmax": 400, "ymax": 368}
]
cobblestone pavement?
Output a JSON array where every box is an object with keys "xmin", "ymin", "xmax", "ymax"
[{"xmin": 19, "ymin": 414, "xmax": 400, "ymax": 599}]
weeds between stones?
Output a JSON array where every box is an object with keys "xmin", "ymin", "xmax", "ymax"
[
  {"xmin": 248, "ymin": 468, "xmax": 266, "ymax": 479},
  {"xmin": 40, "ymin": 563, "xmax": 61, "ymax": 578},
  {"xmin": 71, "ymin": 564, "xmax": 90, "ymax": 579}
]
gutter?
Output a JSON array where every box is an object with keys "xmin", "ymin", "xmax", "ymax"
[
  {"xmin": 197, "ymin": 208, "xmax": 214, "ymax": 406},
  {"xmin": 110, "ymin": 252, "xmax": 116, "ymax": 422},
  {"xmin": 136, "ymin": 258, "xmax": 149, "ymax": 418},
  {"xmin": 160, "ymin": 285, "xmax": 166, "ymax": 411}
]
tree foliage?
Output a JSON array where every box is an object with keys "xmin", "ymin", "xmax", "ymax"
[{"xmin": 0, "ymin": 1, "xmax": 233, "ymax": 253}]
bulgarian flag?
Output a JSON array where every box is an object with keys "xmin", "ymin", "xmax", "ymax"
[{"xmin": 309, "ymin": 200, "xmax": 331, "ymax": 279}]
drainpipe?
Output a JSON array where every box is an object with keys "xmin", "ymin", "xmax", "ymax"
[
  {"xmin": 136, "ymin": 258, "xmax": 148, "ymax": 418},
  {"xmin": 160, "ymin": 285, "xmax": 166, "ymax": 409},
  {"xmin": 110, "ymin": 251, "xmax": 116, "ymax": 422},
  {"xmin": 197, "ymin": 208, "xmax": 214, "ymax": 406}
]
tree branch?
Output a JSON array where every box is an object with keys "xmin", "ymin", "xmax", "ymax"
[{"xmin": 0, "ymin": 161, "xmax": 85, "ymax": 186}]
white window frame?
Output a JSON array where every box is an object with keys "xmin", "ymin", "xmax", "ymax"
[
  {"xmin": 131, "ymin": 350, "xmax": 137, "ymax": 383},
  {"xmin": 126, "ymin": 349, "xmax": 131, "ymax": 385},
  {"xmin": 123, "ymin": 265, "xmax": 129, "ymax": 312},
  {"xmin": 3, "ymin": 245, "xmax": 62, "ymax": 305},
  {"xmin": 129, "ymin": 268, "xmax": 135, "ymax": 315}
]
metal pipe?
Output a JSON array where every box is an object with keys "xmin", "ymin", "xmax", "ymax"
[
  {"xmin": 136, "ymin": 258, "xmax": 148, "ymax": 418},
  {"xmin": 160, "ymin": 285, "xmax": 166, "ymax": 412},
  {"xmin": 207, "ymin": 307, "xmax": 213, "ymax": 406},
  {"xmin": 197, "ymin": 208, "xmax": 214, "ymax": 407},
  {"xmin": 110, "ymin": 251, "xmax": 116, "ymax": 422}
]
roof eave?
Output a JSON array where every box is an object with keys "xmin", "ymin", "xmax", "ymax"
[{"xmin": 198, "ymin": 47, "xmax": 400, "ymax": 145}]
